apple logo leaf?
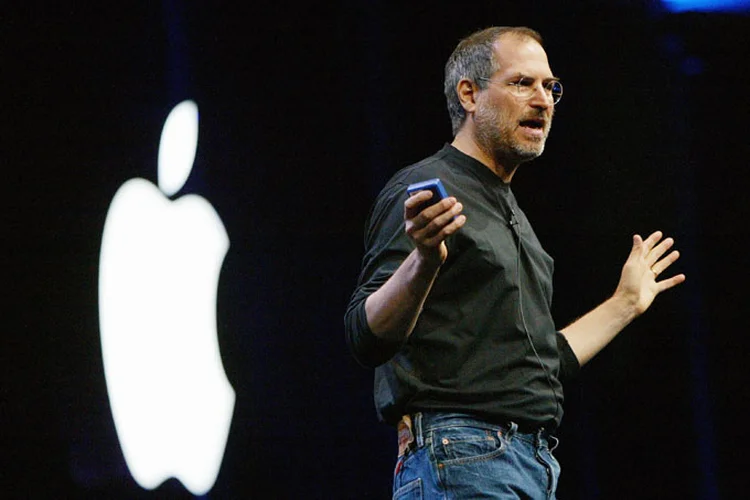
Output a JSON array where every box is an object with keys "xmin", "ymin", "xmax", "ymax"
[{"xmin": 157, "ymin": 100, "xmax": 199, "ymax": 197}]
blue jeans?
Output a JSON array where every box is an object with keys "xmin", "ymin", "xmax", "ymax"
[{"xmin": 392, "ymin": 413, "xmax": 560, "ymax": 499}]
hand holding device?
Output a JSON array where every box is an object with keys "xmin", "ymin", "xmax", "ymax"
[
  {"xmin": 406, "ymin": 178, "xmax": 449, "ymax": 213},
  {"xmin": 404, "ymin": 178, "xmax": 464, "ymax": 265}
]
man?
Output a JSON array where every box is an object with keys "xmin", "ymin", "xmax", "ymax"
[{"xmin": 344, "ymin": 26, "xmax": 685, "ymax": 499}]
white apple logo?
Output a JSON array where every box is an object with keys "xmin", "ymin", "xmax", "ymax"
[{"xmin": 98, "ymin": 100, "xmax": 235, "ymax": 495}]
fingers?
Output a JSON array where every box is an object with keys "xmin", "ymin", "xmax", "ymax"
[
  {"xmin": 643, "ymin": 230, "xmax": 664, "ymax": 249},
  {"xmin": 404, "ymin": 193, "xmax": 465, "ymax": 246},
  {"xmin": 405, "ymin": 191, "xmax": 460, "ymax": 224},
  {"xmin": 404, "ymin": 190, "xmax": 437, "ymax": 217},
  {"xmin": 420, "ymin": 214, "xmax": 467, "ymax": 247},
  {"xmin": 636, "ymin": 231, "xmax": 677, "ymax": 269},
  {"xmin": 637, "ymin": 231, "xmax": 686, "ymax": 289},
  {"xmin": 651, "ymin": 249, "xmax": 680, "ymax": 277},
  {"xmin": 656, "ymin": 272, "xmax": 686, "ymax": 293},
  {"xmin": 647, "ymin": 237, "xmax": 675, "ymax": 268}
]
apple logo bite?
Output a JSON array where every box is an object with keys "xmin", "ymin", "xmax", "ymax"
[{"xmin": 98, "ymin": 100, "xmax": 235, "ymax": 495}]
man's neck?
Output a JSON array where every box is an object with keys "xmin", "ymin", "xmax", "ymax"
[{"xmin": 451, "ymin": 131, "xmax": 518, "ymax": 183}]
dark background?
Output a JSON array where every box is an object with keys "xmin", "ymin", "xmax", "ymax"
[{"xmin": 4, "ymin": 1, "xmax": 749, "ymax": 498}]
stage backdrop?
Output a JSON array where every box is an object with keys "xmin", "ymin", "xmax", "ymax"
[{"xmin": 5, "ymin": 1, "xmax": 749, "ymax": 498}]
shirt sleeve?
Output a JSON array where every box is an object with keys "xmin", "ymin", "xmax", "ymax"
[
  {"xmin": 555, "ymin": 331, "xmax": 581, "ymax": 382},
  {"xmin": 344, "ymin": 181, "xmax": 413, "ymax": 368},
  {"xmin": 344, "ymin": 296, "xmax": 405, "ymax": 368}
]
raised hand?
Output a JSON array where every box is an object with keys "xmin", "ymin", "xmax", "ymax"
[{"xmin": 614, "ymin": 231, "xmax": 686, "ymax": 316}]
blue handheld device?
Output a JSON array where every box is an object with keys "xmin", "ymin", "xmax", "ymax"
[{"xmin": 406, "ymin": 178, "xmax": 449, "ymax": 211}]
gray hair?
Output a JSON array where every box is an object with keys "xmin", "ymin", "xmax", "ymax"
[{"xmin": 444, "ymin": 26, "xmax": 543, "ymax": 136}]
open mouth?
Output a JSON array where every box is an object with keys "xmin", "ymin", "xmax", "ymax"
[
  {"xmin": 518, "ymin": 118, "xmax": 546, "ymax": 139},
  {"xmin": 519, "ymin": 118, "xmax": 545, "ymax": 130}
]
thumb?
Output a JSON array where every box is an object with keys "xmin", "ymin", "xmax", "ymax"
[{"xmin": 630, "ymin": 234, "xmax": 643, "ymax": 256}]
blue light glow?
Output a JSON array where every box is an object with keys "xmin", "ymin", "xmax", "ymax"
[{"xmin": 661, "ymin": 0, "xmax": 750, "ymax": 12}]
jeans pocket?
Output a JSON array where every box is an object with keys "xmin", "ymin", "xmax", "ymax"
[
  {"xmin": 393, "ymin": 478, "xmax": 422, "ymax": 500},
  {"xmin": 430, "ymin": 426, "xmax": 506, "ymax": 466}
]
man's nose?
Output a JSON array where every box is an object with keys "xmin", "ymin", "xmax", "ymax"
[{"xmin": 528, "ymin": 84, "xmax": 553, "ymax": 108}]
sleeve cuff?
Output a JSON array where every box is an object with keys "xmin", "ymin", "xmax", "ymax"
[
  {"xmin": 346, "ymin": 299, "xmax": 404, "ymax": 368},
  {"xmin": 555, "ymin": 331, "xmax": 581, "ymax": 382}
]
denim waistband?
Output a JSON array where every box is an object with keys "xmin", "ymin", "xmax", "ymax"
[{"xmin": 406, "ymin": 412, "xmax": 558, "ymax": 452}]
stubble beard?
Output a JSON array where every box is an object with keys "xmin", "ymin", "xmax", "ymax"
[{"xmin": 474, "ymin": 102, "xmax": 550, "ymax": 167}]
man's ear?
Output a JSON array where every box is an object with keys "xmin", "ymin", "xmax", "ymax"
[{"xmin": 456, "ymin": 78, "xmax": 479, "ymax": 115}]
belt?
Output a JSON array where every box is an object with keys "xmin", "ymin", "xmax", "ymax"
[{"xmin": 396, "ymin": 412, "xmax": 557, "ymax": 458}]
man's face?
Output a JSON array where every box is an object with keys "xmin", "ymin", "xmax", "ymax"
[{"xmin": 473, "ymin": 35, "xmax": 556, "ymax": 165}]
